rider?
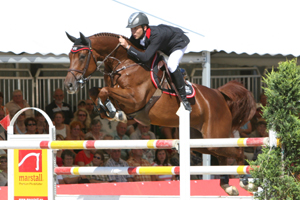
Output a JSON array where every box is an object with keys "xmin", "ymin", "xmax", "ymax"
[{"xmin": 119, "ymin": 12, "xmax": 192, "ymax": 112}]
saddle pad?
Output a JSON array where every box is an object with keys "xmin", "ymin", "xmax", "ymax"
[{"xmin": 150, "ymin": 53, "xmax": 196, "ymax": 98}]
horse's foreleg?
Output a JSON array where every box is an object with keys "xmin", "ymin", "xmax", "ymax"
[
  {"xmin": 218, "ymin": 156, "xmax": 239, "ymax": 196},
  {"xmin": 90, "ymin": 87, "xmax": 141, "ymax": 123}
]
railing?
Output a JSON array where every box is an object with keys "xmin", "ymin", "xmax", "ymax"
[
  {"xmin": 0, "ymin": 68, "xmax": 34, "ymax": 106},
  {"xmin": 35, "ymin": 68, "xmax": 105, "ymax": 111},
  {"xmin": 0, "ymin": 67, "xmax": 264, "ymax": 111}
]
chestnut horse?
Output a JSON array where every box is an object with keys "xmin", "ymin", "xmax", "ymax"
[{"xmin": 64, "ymin": 32, "xmax": 256, "ymax": 195}]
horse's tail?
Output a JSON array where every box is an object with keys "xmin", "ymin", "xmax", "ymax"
[{"xmin": 217, "ymin": 80, "xmax": 256, "ymax": 130}]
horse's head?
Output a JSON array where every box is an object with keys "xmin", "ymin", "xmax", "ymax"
[{"xmin": 64, "ymin": 32, "xmax": 98, "ymax": 94}]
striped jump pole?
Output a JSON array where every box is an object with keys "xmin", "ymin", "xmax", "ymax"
[
  {"xmin": 0, "ymin": 139, "xmax": 178, "ymax": 149},
  {"xmin": 0, "ymin": 137, "xmax": 278, "ymax": 149},
  {"xmin": 54, "ymin": 166, "xmax": 252, "ymax": 176},
  {"xmin": 190, "ymin": 137, "xmax": 279, "ymax": 148}
]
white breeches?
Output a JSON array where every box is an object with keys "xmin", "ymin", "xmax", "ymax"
[{"xmin": 167, "ymin": 46, "xmax": 187, "ymax": 73}]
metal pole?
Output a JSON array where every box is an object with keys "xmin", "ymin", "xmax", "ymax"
[{"xmin": 201, "ymin": 51, "xmax": 211, "ymax": 180}]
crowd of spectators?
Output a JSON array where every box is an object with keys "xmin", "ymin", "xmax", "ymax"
[{"xmin": 0, "ymin": 89, "xmax": 269, "ymax": 186}]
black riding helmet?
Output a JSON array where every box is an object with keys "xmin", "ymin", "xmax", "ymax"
[{"xmin": 126, "ymin": 12, "xmax": 149, "ymax": 28}]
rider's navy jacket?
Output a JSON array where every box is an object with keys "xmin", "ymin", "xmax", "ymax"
[{"xmin": 127, "ymin": 24, "xmax": 190, "ymax": 63}]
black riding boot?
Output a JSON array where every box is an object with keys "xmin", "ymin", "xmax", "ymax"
[{"xmin": 171, "ymin": 68, "xmax": 192, "ymax": 112}]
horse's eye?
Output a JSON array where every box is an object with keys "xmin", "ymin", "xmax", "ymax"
[{"xmin": 79, "ymin": 54, "xmax": 86, "ymax": 60}]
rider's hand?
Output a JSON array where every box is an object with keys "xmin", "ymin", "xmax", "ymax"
[{"xmin": 119, "ymin": 36, "xmax": 130, "ymax": 50}]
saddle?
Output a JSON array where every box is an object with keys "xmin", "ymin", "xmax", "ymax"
[{"xmin": 150, "ymin": 53, "xmax": 195, "ymax": 98}]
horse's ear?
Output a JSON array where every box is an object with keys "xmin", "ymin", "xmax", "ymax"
[
  {"xmin": 79, "ymin": 32, "xmax": 89, "ymax": 45},
  {"xmin": 66, "ymin": 32, "xmax": 77, "ymax": 42}
]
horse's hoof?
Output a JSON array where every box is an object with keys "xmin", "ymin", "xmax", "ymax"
[
  {"xmin": 240, "ymin": 180, "xmax": 257, "ymax": 192},
  {"xmin": 110, "ymin": 111, "xmax": 127, "ymax": 123},
  {"xmin": 118, "ymin": 111, "xmax": 127, "ymax": 123},
  {"xmin": 221, "ymin": 184, "xmax": 239, "ymax": 196}
]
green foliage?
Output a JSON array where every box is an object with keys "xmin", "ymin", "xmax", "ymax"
[{"xmin": 249, "ymin": 59, "xmax": 300, "ymax": 199}]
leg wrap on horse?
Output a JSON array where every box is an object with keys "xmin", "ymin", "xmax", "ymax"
[{"xmin": 171, "ymin": 68, "xmax": 192, "ymax": 112}]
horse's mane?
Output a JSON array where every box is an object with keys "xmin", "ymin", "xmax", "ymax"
[{"xmin": 92, "ymin": 32, "xmax": 130, "ymax": 41}]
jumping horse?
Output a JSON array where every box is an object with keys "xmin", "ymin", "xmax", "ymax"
[{"xmin": 64, "ymin": 32, "xmax": 256, "ymax": 195}]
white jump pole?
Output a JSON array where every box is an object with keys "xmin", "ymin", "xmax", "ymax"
[{"xmin": 178, "ymin": 103, "xmax": 190, "ymax": 200}]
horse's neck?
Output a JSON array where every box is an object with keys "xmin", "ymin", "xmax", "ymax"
[{"xmin": 92, "ymin": 36, "xmax": 124, "ymax": 59}]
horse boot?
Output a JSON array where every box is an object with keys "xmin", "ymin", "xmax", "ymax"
[
  {"xmin": 103, "ymin": 98, "xmax": 127, "ymax": 123},
  {"xmin": 171, "ymin": 68, "xmax": 192, "ymax": 112}
]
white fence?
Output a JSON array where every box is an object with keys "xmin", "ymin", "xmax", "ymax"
[{"xmin": 0, "ymin": 67, "xmax": 265, "ymax": 110}]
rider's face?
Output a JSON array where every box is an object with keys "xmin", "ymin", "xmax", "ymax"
[{"xmin": 131, "ymin": 25, "xmax": 146, "ymax": 40}]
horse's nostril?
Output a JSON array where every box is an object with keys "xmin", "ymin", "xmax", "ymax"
[{"xmin": 68, "ymin": 83, "xmax": 73, "ymax": 88}]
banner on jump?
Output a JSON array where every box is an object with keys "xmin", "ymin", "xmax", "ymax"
[{"xmin": 14, "ymin": 149, "xmax": 48, "ymax": 200}]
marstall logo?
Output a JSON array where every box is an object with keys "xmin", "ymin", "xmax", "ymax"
[{"xmin": 18, "ymin": 150, "xmax": 42, "ymax": 172}]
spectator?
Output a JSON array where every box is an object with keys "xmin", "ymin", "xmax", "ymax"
[
  {"xmin": 125, "ymin": 120, "xmax": 137, "ymax": 136},
  {"xmin": 77, "ymin": 100, "xmax": 86, "ymax": 110},
  {"xmin": 152, "ymin": 149, "xmax": 176, "ymax": 181},
  {"xmin": 24, "ymin": 117, "xmax": 38, "ymax": 134},
  {"xmin": 127, "ymin": 149, "xmax": 154, "ymax": 182},
  {"xmin": 100, "ymin": 118, "xmax": 118, "ymax": 135},
  {"xmin": 238, "ymin": 121, "xmax": 252, "ymax": 138},
  {"xmin": 75, "ymin": 136, "xmax": 95, "ymax": 166},
  {"xmin": 5, "ymin": 89, "xmax": 34, "ymax": 119},
  {"xmin": 65, "ymin": 121, "xmax": 84, "ymax": 141},
  {"xmin": 46, "ymin": 89, "xmax": 73, "ymax": 124},
  {"xmin": 0, "ymin": 155, "xmax": 7, "ymax": 186},
  {"xmin": 0, "ymin": 92, "xmax": 4, "ymax": 110},
  {"xmin": 140, "ymin": 132, "xmax": 155, "ymax": 164},
  {"xmin": 54, "ymin": 112, "xmax": 70, "ymax": 139},
  {"xmin": 130, "ymin": 123, "xmax": 156, "ymax": 139},
  {"xmin": 0, "ymin": 109, "xmax": 5, "ymax": 134},
  {"xmin": 35, "ymin": 112, "xmax": 47, "ymax": 134},
  {"xmin": 56, "ymin": 134, "xmax": 64, "ymax": 167},
  {"xmin": 105, "ymin": 149, "xmax": 133, "ymax": 182},
  {"xmin": 0, "ymin": 109, "xmax": 4, "ymax": 120},
  {"xmin": 72, "ymin": 108, "xmax": 91, "ymax": 134},
  {"xmin": 56, "ymin": 174, "xmax": 65, "ymax": 184},
  {"xmin": 85, "ymin": 99, "xmax": 99, "ymax": 120},
  {"xmin": 111, "ymin": 122, "xmax": 130, "ymax": 160},
  {"xmin": 249, "ymin": 120, "xmax": 268, "ymax": 161},
  {"xmin": 61, "ymin": 150, "xmax": 86, "ymax": 184},
  {"xmin": 86, "ymin": 150, "xmax": 109, "ymax": 183},
  {"xmin": 14, "ymin": 111, "xmax": 26, "ymax": 134},
  {"xmin": 250, "ymin": 103, "xmax": 264, "ymax": 132},
  {"xmin": 85, "ymin": 119, "xmax": 106, "ymax": 140},
  {"xmin": 259, "ymin": 93, "xmax": 267, "ymax": 107},
  {"xmin": 102, "ymin": 134, "xmax": 114, "ymax": 162}
]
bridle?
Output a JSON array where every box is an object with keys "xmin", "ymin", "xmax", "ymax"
[
  {"xmin": 68, "ymin": 45, "xmax": 98, "ymax": 87},
  {"xmin": 68, "ymin": 38, "xmax": 140, "ymax": 87}
]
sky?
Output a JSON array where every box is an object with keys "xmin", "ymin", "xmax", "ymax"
[{"xmin": 1, "ymin": 0, "xmax": 300, "ymax": 56}]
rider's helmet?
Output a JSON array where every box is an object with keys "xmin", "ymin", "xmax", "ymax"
[{"xmin": 126, "ymin": 12, "xmax": 149, "ymax": 28}]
